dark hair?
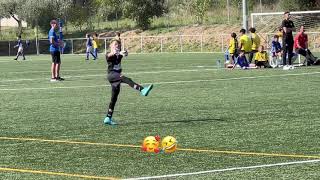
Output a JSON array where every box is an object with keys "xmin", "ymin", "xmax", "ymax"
[
  {"xmin": 18, "ymin": 35, "xmax": 21, "ymax": 39},
  {"xmin": 273, "ymin": 35, "xmax": 279, "ymax": 39},
  {"xmin": 50, "ymin": 19, "xmax": 57, "ymax": 25},
  {"xmin": 231, "ymin": 32, "xmax": 237, "ymax": 38},
  {"xmin": 240, "ymin": 29, "xmax": 246, "ymax": 34},
  {"xmin": 278, "ymin": 27, "xmax": 283, "ymax": 31},
  {"xmin": 249, "ymin": 27, "xmax": 256, "ymax": 33},
  {"xmin": 284, "ymin": 11, "xmax": 290, "ymax": 15},
  {"xmin": 111, "ymin": 39, "xmax": 121, "ymax": 44},
  {"xmin": 116, "ymin": 31, "xmax": 120, "ymax": 36}
]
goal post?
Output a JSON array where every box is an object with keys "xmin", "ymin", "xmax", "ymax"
[
  {"xmin": 251, "ymin": 10, "xmax": 320, "ymax": 33},
  {"xmin": 251, "ymin": 10, "xmax": 320, "ymax": 66}
]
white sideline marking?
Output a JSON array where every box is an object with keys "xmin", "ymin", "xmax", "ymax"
[
  {"xmin": 7, "ymin": 69, "xmax": 106, "ymax": 74},
  {"xmin": 0, "ymin": 69, "xmax": 217, "ymax": 83},
  {"xmin": 154, "ymin": 71, "xmax": 320, "ymax": 85},
  {"xmin": 195, "ymin": 65, "xmax": 217, "ymax": 68},
  {"xmin": 124, "ymin": 159, "xmax": 320, "ymax": 180},
  {"xmin": 0, "ymin": 71, "xmax": 319, "ymax": 91}
]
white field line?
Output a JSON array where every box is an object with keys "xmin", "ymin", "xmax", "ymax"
[
  {"xmin": 0, "ymin": 69, "xmax": 217, "ymax": 83},
  {"xmin": 7, "ymin": 65, "xmax": 189, "ymax": 74},
  {"xmin": 0, "ymin": 61, "xmax": 14, "ymax": 63},
  {"xmin": 154, "ymin": 71, "xmax": 320, "ymax": 85},
  {"xmin": 0, "ymin": 71, "xmax": 320, "ymax": 91},
  {"xmin": 7, "ymin": 69, "xmax": 107, "ymax": 74},
  {"xmin": 124, "ymin": 159, "xmax": 320, "ymax": 180}
]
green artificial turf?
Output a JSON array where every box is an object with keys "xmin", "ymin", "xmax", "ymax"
[{"xmin": 0, "ymin": 53, "xmax": 319, "ymax": 179}]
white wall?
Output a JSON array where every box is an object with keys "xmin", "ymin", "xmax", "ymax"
[{"xmin": 0, "ymin": 15, "xmax": 27, "ymax": 28}]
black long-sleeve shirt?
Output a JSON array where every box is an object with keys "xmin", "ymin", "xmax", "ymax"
[{"xmin": 107, "ymin": 54, "xmax": 123, "ymax": 73}]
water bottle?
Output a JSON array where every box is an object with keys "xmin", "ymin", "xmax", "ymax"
[{"xmin": 216, "ymin": 60, "xmax": 221, "ymax": 69}]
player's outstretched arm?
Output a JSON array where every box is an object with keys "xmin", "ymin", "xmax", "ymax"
[
  {"xmin": 107, "ymin": 52, "xmax": 114, "ymax": 58},
  {"xmin": 120, "ymin": 50, "xmax": 128, "ymax": 57}
]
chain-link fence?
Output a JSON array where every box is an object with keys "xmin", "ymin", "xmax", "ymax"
[{"xmin": 1, "ymin": 32, "xmax": 320, "ymax": 56}]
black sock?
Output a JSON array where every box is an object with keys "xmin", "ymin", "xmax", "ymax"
[
  {"xmin": 134, "ymin": 84, "xmax": 144, "ymax": 91},
  {"xmin": 107, "ymin": 109, "xmax": 113, "ymax": 118},
  {"xmin": 122, "ymin": 76, "xmax": 144, "ymax": 91}
]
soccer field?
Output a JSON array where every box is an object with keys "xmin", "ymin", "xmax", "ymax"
[{"xmin": 0, "ymin": 53, "xmax": 319, "ymax": 179}]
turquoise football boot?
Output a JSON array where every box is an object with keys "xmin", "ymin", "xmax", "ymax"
[
  {"xmin": 104, "ymin": 117, "xmax": 117, "ymax": 125},
  {"xmin": 140, "ymin": 84, "xmax": 153, "ymax": 96}
]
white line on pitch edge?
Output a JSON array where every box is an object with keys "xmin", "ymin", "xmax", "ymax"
[
  {"xmin": 124, "ymin": 159, "xmax": 320, "ymax": 180},
  {"xmin": 0, "ymin": 69, "xmax": 217, "ymax": 83},
  {"xmin": 6, "ymin": 69, "xmax": 107, "ymax": 74},
  {"xmin": 0, "ymin": 71, "xmax": 319, "ymax": 91}
]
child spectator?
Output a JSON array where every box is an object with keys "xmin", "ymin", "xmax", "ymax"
[
  {"xmin": 254, "ymin": 45, "xmax": 271, "ymax": 68},
  {"xmin": 271, "ymin": 35, "xmax": 282, "ymax": 58},
  {"xmin": 93, "ymin": 33, "xmax": 99, "ymax": 59},
  {"xmin": 85, "ymin": 33, "xmax": 96, "ymax": 60},
  {"xmin": 277, "ymin": 27, "xmax": 283, "ymax": 46},
  {"xmin": 239, "ymin": 29, "xmax": 252, "ymax": 56},
  {"xmin": 228, "ymin": 32, "xmax": 238, "ymax": 64},
  {"xmin": 233, "ymin": 50, "xmax": 249, "ymax": 69},
  {"xmin": 14, "ymin": 35, "xmax": 26, "ymax": 60},
  {"xmin": 249, "ymin": 27, "xmax": 260, "ymax": 63}
]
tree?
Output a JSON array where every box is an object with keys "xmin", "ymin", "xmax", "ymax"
[
  {"xmin": 123, "ymin": 0, "xmax": 166, "ymax": 30},
  {"xmin": 0, "ymin": 0, "xmax": 24, "ymax": 36},
  {"xmin": 192, "ymin": 0, "xmax": 211, "ymax": 24},
  {"xmin": 67, "ymin": 0, "xmax": 99, "ymax": 31},
  {"xmin": 95, "ymin": 0, "xmax": 124, "ymax": 29},
  {"xmin": 0, "ymin": 0, "xmax": 74, "ymax": 34},
  {"xmin": 68, "ymin": 3, "xmax": 89, "ymax": 31},
  {"xmin": 280, "ymin": 0, "xmax": 319, "ymax": 11}
]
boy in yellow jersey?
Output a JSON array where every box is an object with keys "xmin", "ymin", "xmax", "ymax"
[
  {"xmin": 254, "ymin": 45, "xmax": 271, "ymax": 68},
  {"xmin": 92, "ymin": 33, "xmax": 99, "ymax": 59},
  {"xmin": 228, "ymin": 32, "xmax": 238, "ymax": 64},
  {"xmin": 277, "ymin": 27, "xmax": 283, "ymax": 46},
  {"xmin": 248, "ymin": 27, "xmax": 260, "ymax": 63},
  {"xmin": 238, "ymin": 29, "xmax": 252, "ymax": 58}
]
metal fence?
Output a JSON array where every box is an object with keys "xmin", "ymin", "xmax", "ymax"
[{"xmin": 1, "ymin": 32, "xmax": 320, "ymax": 56}]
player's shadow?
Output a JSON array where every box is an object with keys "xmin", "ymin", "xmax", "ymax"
[
  {"xmin": 79, "ymin": 112, "xmax": 225, "ymax": 126},
  {"xmin": 120, "ymin": 118, "xmax": 225, "ymax": 126}
]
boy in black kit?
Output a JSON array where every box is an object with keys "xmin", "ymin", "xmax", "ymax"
[{"xmin": 104, "ymin": 40, "xmax": 153, "ymax": 125}]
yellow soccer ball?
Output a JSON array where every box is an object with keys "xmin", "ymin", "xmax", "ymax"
[
  {"xmin": 141, "ymin": 136, "xmax": 160, "ymax": 153},
  {"xmin": 161, "ymin": 136, "xmax": 177, "ymax": 153}
]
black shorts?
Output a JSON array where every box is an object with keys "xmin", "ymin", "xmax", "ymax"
[
  {"xmin": 51, "ymin": 51, "xmax": 61, "ymax": 64},
  {"xmin": 107, "ymin": 71, "xmax": 122, "ymax": 86},
  {"xmin": 255, "ymin": 60, "xmax": 270, "ymax": 68}
]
